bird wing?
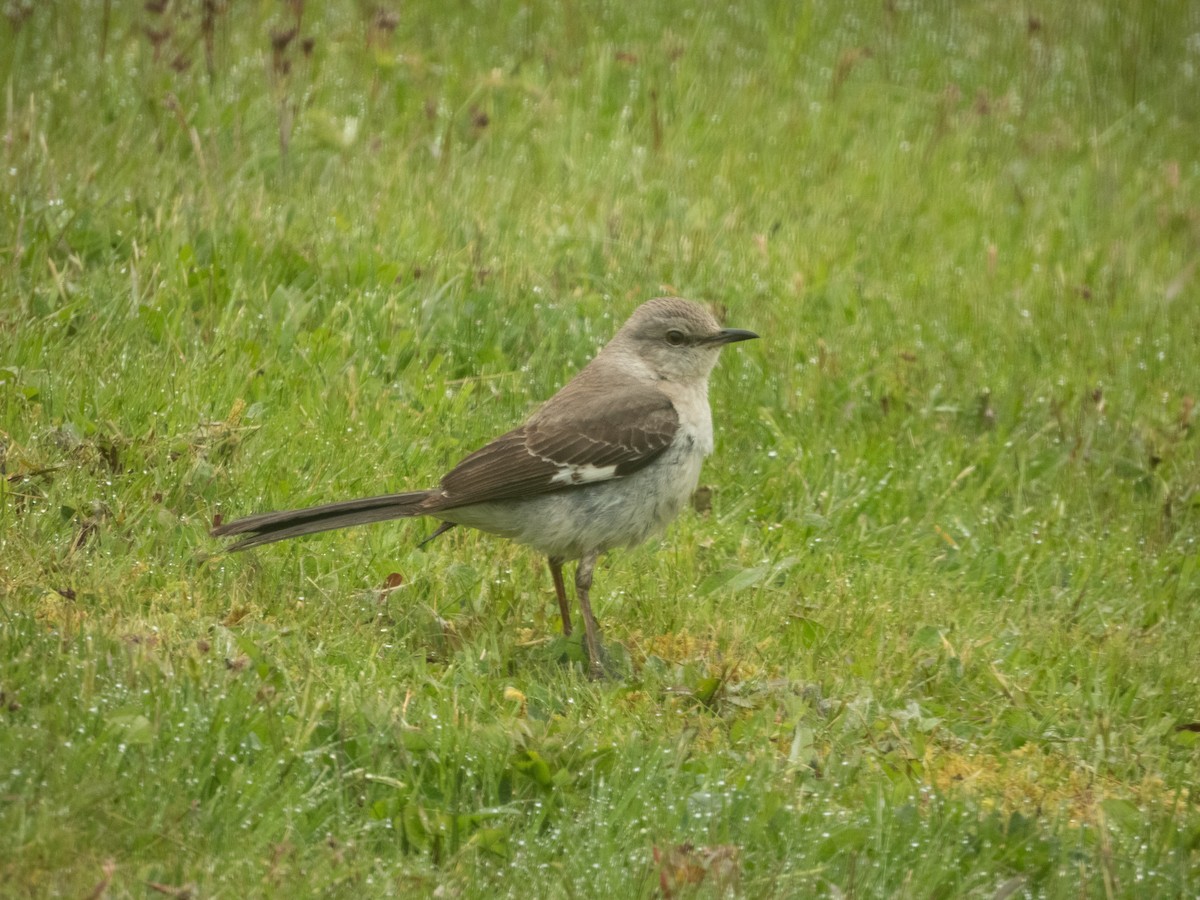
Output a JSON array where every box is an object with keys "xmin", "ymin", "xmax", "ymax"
[{"xmin": 435, "ymin": 385, "xmax": 679, "ymax": 508}]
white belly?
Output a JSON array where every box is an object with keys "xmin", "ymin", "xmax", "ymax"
[{"xmin": 442, "ymin": 429, "xmax": 708, "ymax": 560}]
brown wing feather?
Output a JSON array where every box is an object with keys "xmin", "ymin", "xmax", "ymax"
[{"xmin": 436, "ymin": 384, "xmax": 678, "ymax": 508}]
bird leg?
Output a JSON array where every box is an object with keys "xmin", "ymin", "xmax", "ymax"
[
  {"xmin": 574, "ymin": 551, "xmax": 607, "ymax": 680},
  {"xmin": 547, "ymin": 556, "xmax": 573, "ymax": 636}
]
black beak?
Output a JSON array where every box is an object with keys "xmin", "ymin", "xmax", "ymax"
[{"xmin": 706, "ymin": 328, "xmax": 759, "ymax": 345}]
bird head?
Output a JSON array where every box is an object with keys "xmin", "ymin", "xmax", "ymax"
[{"xmin": 614, "ymin": 297, "xmax": 758, "ymax": 383}]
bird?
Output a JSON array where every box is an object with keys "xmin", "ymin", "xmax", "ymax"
[{"xmin": 212, "ymin": 297, "xmax": 758, "ymax": 678}]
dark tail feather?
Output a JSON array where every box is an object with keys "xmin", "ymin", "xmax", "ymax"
[{"xmin": 212, "ymin": 490, "xmax": 437, "ymax": 551}]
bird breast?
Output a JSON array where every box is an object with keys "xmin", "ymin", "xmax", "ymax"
[{"xmin": 440, "ymin": 426, "xmax": 710, "ymax": 560}]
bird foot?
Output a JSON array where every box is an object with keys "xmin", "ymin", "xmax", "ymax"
[{"xmin": 583, "ymin": 637, "xmax": 625, "ymax": 681}]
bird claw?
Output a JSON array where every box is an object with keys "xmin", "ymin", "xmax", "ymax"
[{"xmin": 583, "ymin": 637, "xmax": 624, "ymax": 681}]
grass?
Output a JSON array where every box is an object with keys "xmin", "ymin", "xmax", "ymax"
[{"xmin": 2, "ymin": 0, "xmax": 1199, "ymax": 895}]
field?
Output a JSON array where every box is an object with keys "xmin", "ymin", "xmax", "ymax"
[{"xmin": 2, "ymin": 1, "xmax": 1199, "ymax": 896}]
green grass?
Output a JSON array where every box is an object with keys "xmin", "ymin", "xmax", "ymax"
[{"xmin": 2, "ymin": 0, "xmax": 1199, "ymax": 895}]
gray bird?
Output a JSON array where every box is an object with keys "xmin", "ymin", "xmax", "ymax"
[{"xmin": 213, "ymin": 297, "xmax": 758, "ymax": 678}]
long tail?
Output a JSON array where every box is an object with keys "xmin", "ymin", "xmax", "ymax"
[{"xmin": 212, "ymin": 490, "xmax": 441, "ymax": 551}]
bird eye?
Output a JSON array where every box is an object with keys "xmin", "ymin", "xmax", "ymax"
[{"xmin": 665, "ymin": 329, "xmax": 686, "ymax": 346}]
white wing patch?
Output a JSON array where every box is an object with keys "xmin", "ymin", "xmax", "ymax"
[{"xmin": 549, "ymin": 463, "xmax": 619, "ymax": 486}]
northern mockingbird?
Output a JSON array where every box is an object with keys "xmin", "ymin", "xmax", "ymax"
[{"xmin": 213, "ymin": 297, "xmax": 758, "ymax": 678}]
